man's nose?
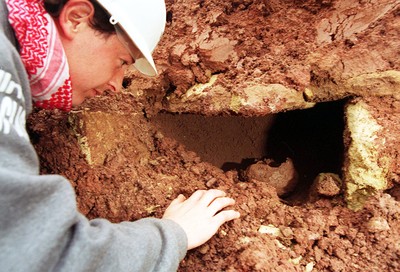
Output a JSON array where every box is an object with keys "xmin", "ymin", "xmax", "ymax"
[{"xmin": 108, "ymin": 69, "xmax": 125, "ymax": 93}]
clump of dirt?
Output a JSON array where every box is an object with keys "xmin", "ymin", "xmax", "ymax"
[
  {"xmin": 28, "ymin": 94, "xmax": 400, "ymax": 271},
  {"xmin": 309, "ymin": 173, "xmax": 342, "ymax": 199},
  {"xmin": 242, "ymin": 158, "xmax": 298, "ymax": 197}
]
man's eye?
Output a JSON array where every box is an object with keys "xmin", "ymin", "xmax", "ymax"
[{"xmin": 121, "ymin": 59, "xmax": 128, "ymax": 66}]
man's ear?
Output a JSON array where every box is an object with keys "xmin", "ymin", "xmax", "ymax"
[{"xmin": 56, "ymin": 0, "xmax": 95, "ymax": 40}]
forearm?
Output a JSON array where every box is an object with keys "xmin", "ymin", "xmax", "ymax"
[{"xmin": 0, "ymin": 169, "xmax": 187, "ymax": 272}]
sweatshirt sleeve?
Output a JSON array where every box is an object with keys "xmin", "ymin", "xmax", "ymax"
[{"xmin": 0, "ymin": 10, "xmax": 187, "ymax": 272}]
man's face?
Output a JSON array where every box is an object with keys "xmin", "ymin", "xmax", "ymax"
[
  {"xmin": 65, "ymin": 25, "xmax": 135, "ymax": 106},
  {"xmin": 55, "ymin": 0, "xmax": 140, "ymax": 106}
]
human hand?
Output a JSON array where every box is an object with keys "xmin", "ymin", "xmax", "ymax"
[{"xmin": 162, "ymin": 189, "xmax": 240, "ymax": 250}]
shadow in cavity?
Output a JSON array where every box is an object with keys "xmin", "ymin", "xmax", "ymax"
[
  {"xmin": 153, "ymin": 100, "xmax": 345, "ymax": 203},
  {"xmin": 152, "ymin": 113, "xmax": 275, "ymax": 170},
  {"xmin": 266, "ymin": 100, "xmax": 345, "ymax": 202}
]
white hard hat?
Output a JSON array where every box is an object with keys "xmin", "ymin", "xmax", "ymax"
[{"xmin": 97, "ymin": 0, "xmax": 166, "ymax": 76}]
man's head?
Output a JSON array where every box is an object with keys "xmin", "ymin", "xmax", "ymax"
[{"xmin": 44, "ymin": 0, "xmax": 166, "ymax": 106}]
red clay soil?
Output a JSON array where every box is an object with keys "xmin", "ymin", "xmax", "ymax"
[
  {"xmin": 127, "ymin": 0, "xmax": 400, "ymax": 116},
  {"xmin": 27, "ymin": 95, "xmax": 400, "ymax": 271},
  {"xmin": 26, "ymin": 0, "xmax": 400, "ymax": 270}
]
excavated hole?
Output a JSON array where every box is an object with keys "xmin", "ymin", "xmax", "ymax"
[
  {"xmin": 267, "ymin": 100, "xmax": 345, "ymax": 203},
  {"xmin": 153, "ymin": 100, "xmax": 345, "ymax": 202}
]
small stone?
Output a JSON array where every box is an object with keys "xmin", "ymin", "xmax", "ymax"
[
  {"xmin": 366, "ymin": 216, "xmax": 390, "ymax": 232},
  {"xmin": 154, "ymin": 131, "xmax": 164, "ymax": 139},
  {"xmin": 304, "ymin": 88, "xmax": 314, "ymax": 100},
  {"xmin": 198, "ymin": 244, "xmax": 210, "ymax": 254},
  {"xmin": 310, "ymin": 173, "xmax": 342, "ymax": 198},
  {"xmin": 190, "ymin": 166, "xmax": 201, "ymax": 175},
  {"xmin": 305, "ymin": 262, "xmax": 315, "ymax": 272},
  {"xmin": 206, "ymin": 178, "xmax": 218, "ymax": 188},
  {"xmin": 280, "ymin": 227, "xmax": 294, "ymax": 238},
  {"xmin": 274, "ymin": 239, "xmax": 287, "ymax": 250},
  {"xmin": 258, "ymin": 224, "xmax": 281, "ymax": 237},
  {"xmin": 289, "ymin": 256, "xmax": 302, "ymax": 265}
]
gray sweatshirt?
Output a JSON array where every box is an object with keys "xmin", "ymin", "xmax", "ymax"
[{"xmin": 0, "ymin": 1, "xmax": 187, "ymax": 271}]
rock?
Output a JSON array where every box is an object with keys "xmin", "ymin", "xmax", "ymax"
[
  {"xmin": 343, "ymin": 97, "xmax": 400, "ymax": 211},
  {"xmin": 310, "ymin": 173, "xmax": 342, "ymax": 198},
  {"xmin": 258, "ymin": 224, "xmax": 281, "ymax": 237},
  {"xmin": 244, "ymin": 158, "xmax": 298, "ymax": 197},
  {"xmin": 366, "ymin": 216, "xmax": 390, "ymax": 233}
]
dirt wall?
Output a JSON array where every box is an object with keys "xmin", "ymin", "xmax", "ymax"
[{"xmin": 127, "ymin": 0, "xmax": 400, "ymax": 115}]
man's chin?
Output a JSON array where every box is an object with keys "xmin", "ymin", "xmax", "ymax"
[
  {"xmin": 71, "ymin": 96, "xmax": 86, "ymax": 107},
  {"xmin": 71, "ymin": 89, "xmax": 98, "ymax": 106}
]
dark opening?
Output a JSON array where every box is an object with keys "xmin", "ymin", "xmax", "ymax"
[
  {"xmin": 153, "ymin": 100, "xmax": 344, "ymax": 200},
  {"xmin": 266, "ymin": 100, "xmax": 345, "ymax": 202}
]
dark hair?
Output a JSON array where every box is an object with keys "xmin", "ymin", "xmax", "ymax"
[{"xmin": 44, "ymin": 0, "xmax": 115, "ymax": 34}]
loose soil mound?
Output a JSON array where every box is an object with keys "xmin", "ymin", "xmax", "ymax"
[{"xmin": 28, "ymin": 95, "xmax": 400, "ymax": 271}]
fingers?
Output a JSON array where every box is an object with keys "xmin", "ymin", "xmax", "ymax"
[
  {"xmin": 187, "ymin": 190, "xmax": 239, "ymax": 222},
  {"xmin": 163, "ymin": 188, "xmax": 240, "ymax": 250},
  {"xmin": 186, "ymin": 190, "xmax": 206, "ymax": 202},
  {"xmin": 184, "ymin": 189, "xmax": 227, "ymax": 207},
  {"xmin": 169, "ymin": 189, "xmax": 238, "ymax": 218},
  {"xmin": 213, "ymin": 210, "xmax": 241, "ymax": 225},
  {"xmin": 200, "ymin": 189, "xmax": 227, "ymax": 206},
  {"xmin": 207, "ymin": 197, "xmax": 236, "ymax": 216}
]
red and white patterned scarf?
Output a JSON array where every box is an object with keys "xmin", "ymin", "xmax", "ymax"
[{"xmin": 6, "ymin": 0, "xmax": 72, "ymax": 111}]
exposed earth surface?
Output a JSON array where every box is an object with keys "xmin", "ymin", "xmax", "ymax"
[
  {"xmin": 28, "ymin": 96, "xmax": 400, "ymax": 271},
  {"xmin": 28, "ymin": 0, "xmax": 400, "ymax": 271}
]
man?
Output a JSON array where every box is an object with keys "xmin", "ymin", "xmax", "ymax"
[{"xmin": 0, "ymin": 0, "xmax": 240, "ymax": 271}]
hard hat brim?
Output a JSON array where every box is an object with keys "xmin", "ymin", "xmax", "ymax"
[
  {"xmin": 97, "ymin": 0, "xmax": 166, "ymax": 77},
  {"xmin": 114, "ymin": 24, "xmax": 158, "ymax": 77}
]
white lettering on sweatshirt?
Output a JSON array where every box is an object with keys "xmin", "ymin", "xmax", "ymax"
[
  {"xmin": 0, "ymin": 69, "xmax": 28, "ymax": 140},
  {"xmin": 0, "ymin": 69, "xmax": 24, "ymax": 101}
]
